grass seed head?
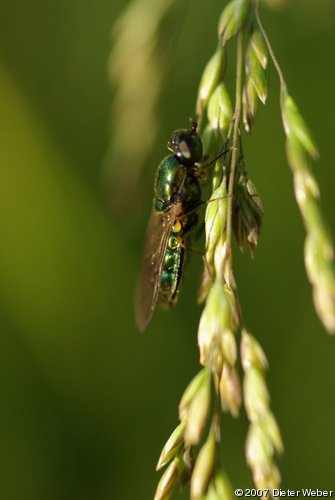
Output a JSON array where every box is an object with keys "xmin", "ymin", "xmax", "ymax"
[
  {"xmin": 262, "ymin": 411, "xmax": 284, "ymax": 454},
  {"xmin": 207, "ymin": 83, "xmax": 233, "ymax": 137},
  {"xmin": 156, "ymin": 420, "xmax": 186, "ymax": 470},
  {"xmin": 250, "ymin": 30, "xmax": 268, "ymax": 69},
  {"xmin": 213, "ymin": 472, "xmax": 234, "ymax": 500},
  {"xmin": 218, "ymin": 0, "xmax": 250, "ymax": 45},
  {"xmin": 220, "ymin": 328, "xmax": 238, "ymax": 366},
  {"xmin": 219, "ymin": 364, "xmax": 242, "ymax": 417},
  {"xmin": 241, "ymin": 330, "xmax": 268, "ymax": 371},
  {"xmin": 179, "ymin": 368, "xmax": 209, "ymax": 420},
  {"xmin": 246, "ymin": 424, "xmax": 274, "ymax": 476},
  {"xmin": 196, "ymin": 47, "xmax": 226, "ymax": 119},
  {"xmin": 243, "ymin": 78, "xmax": 258, "ymax": 133},
  {"xmin": 154, "ymin": 457, "xmax": 180, "ymax": 500},
  {"xmin": 281, "ymin": 89, "xmax": 319, "ymax": 159},
  {"xmin": 178, "ymin": 448, "xmax": 194, "ymax": 487},
  {"xmin": 198, "ymin": 279, "xmax": 231, "ymax": 365},
  {"xmin": 184, "ymin": 373, "xmax": 211, "ymax": 446},
  {"xmin": 244, "ymin": 366, "xmax": 270, "ymax": 423},
  {"xmin": 205, "ymin": 182, "xmax": 228, "ymax": 268},
  {"xmin": 246, "ymin": 42, "xmax": 268, "ymax": 104},
  {"xmin": 234, "ymin": 175, "xmax": 264, "ymax": 255},
  {"xmin": 190, "ymin": 430, "xmax": 216, "ymax": 500},
  {"xmin": 202, "ymin": 125, "xmax": 226, "ymax": 165}
]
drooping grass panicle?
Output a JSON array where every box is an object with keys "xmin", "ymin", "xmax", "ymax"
[
  {"xmin": 152, "ymin": 0, "xmax": 333, "ymax": 498},
  {"xmin": 255, "ymin": 0, "xmax": 335, "ymax": 333}
]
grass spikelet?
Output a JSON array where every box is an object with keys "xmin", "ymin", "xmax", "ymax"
[
  {"xmin": 234, "ymin": 174, "xmax": 264, "ymax": 255},
  {"xmin": 179, "ymin": 368, "xmax": 209, "ymax": 420},
  {"xmin": 242, "ymin": 330, "xmax": 283, "ymax": 492},
  {"xmin": 184, "ymin": 374, "xmax": 211, "ymax": 447},
  {"xmin": 281, "ymin": 90, "xmax": 319, "ymax": 159},
  {"xmin": 218, "ymin": 0, "xmax": 250, "ymax": 44},
  {"xmin": 154, "ymin": 457, "xmax": 180, "ymax": 500},
  {"xmin": 250, "ymin": 30, "xmax": 268, "ymax": 69},
  {"xmin": 190, "ymin": 429, "xmax": 216, "ymax": 500},
  {"xmin": 207, "ymin": 83, "xmax": 233, "ymax": 140},
  {"xmin": 156, "ymin": 420, "xmax": 186, "ymax": 470},
  {"xmin": 243, "ymin": 29, "xmax": 268, "ymax": 133},
  {"xmin": 196, "ymin": 47, "xmax": 226, "ymax": 124},
  {"xmin": 204, "ymin": 181, "xmax": 228, "ymax": 272},
  {"xmin": 205, "ymin": 474, "xmax": 234, "ymax": 500},
  {"xmin": 243, "ymin": 78, "xmax": 258, "ymax": 133},
  {"xmin": 198, "ymin": 278, "xmax": 232, "ymax": 366},
  {"xmin": 246, "ymin": 35, "xmax": 268, "ymax": 104}
]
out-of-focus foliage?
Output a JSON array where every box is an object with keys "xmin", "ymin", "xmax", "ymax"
[
  {"xmin": 0, "ymin": 0, "xmax": 334, "ymax": 499},
  {"xmin": 105, "ymin": 0, "xmax": 179, "ymax": 214}
]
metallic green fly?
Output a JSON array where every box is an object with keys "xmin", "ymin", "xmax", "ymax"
[{"xmin": 135, "ymin": 121, "xmax": 205, "ymax": 331}]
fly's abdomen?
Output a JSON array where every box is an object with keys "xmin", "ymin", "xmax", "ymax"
[{"xmin": 159, "ymin": 234, "xmax": 184, "ymax": 306}]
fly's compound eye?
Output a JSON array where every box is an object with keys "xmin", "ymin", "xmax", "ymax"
[
  {"xmin": 168, "ymin": 128, "xmax": 203, "ymax": 166},
  {"xmin": 178, "ymin": 140, "xmax": 192, "ymax": 161}
]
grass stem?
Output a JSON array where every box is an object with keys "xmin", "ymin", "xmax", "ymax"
[
  {"xmin": 225, "ymin": 29, "xmax": 244, "ymax": 280},
  {"xmin": 254, "ymin": 0, "xmax": 287, "ymax": 92}
]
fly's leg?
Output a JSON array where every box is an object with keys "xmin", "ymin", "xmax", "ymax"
[
  {"xmin": 174, "ymin": 236, "xmax": 205, "ymax": 257},
  {"xmin": 180, "ymin": 195, "xmax": 231, "ymax": 219}
]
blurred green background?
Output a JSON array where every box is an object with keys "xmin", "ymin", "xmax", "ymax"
[{"xmin": 0, "ymin": 0, "xmax": 334, "ymax": 499}]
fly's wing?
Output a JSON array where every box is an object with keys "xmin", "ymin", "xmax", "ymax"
[{"xmin": 135, "ymin": 203, "xmax": 181, "ymax": 331}]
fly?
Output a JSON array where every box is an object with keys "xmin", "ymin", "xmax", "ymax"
[{"xmin": 135, "ymin": 121, "xmax": 204, "ymax": 331}]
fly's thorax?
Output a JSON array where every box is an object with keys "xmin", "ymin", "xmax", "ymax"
[
  {"xmin": 154, "ymin": 155, "xmax": 185, "ymax": 207},
  {"xmin": 181, "ymin": 173, "xmax": 202, "ymax": 211},
  {"xmin": 181, "ymin": 213, "xmax": 199, "ymax": 237},
  {"xmin": 154, "ymin": 154, "xmax": 202, "ymax": 215}
]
